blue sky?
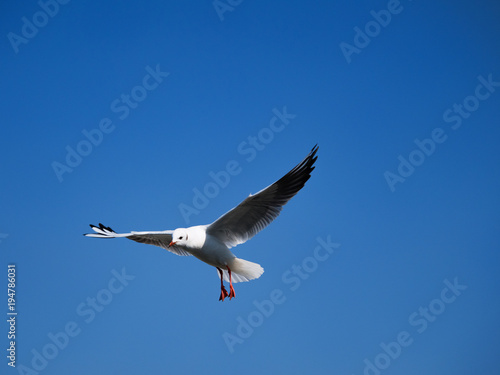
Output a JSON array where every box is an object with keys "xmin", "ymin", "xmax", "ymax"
[{"xmin": 1, "ymin": 1, "xmax": 500, "ymax": 374}]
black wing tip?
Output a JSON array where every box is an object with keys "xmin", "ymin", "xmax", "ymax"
[
  {"xmin": 270, "ymin": 144, "xmax": 319, "ymax": 202},
  {"xmin": 88, "ymin": 223, "xmax": 112, "ymax": 231},
  {"xmin": 84, "ymin": 223, "xmax": 116, "ymax": 237},
  {"xmin": 297, "ymin": 144, "xmax": 319, "ymax": 173},
  {"xmin": 98, "ymin": 223, "xmax": 115, "ymax": 232},
  {"xmin": 309, "ymin": 144, "xmax": 319, "ymax": 163}
]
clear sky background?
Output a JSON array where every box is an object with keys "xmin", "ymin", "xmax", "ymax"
[{"xmin": 1, "ymin": 1, "xmax": 500, "ymax": 374}]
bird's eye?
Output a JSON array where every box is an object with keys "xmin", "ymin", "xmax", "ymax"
[{"xmin": 179, "ymin": 236, "xmax": 183, "ymax": 240}]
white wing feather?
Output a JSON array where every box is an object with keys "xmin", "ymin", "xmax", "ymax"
[
  {"xmin": 206, "ymin": 145, "xmax": 318, "ymax": 248},
  {"xmin": 84, "ymin": 223, "xmax": 191, "ymax": 256}
]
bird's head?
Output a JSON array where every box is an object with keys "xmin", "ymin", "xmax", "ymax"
[{"xmin": 169, "ymin": 228, "xmax": 189, "ymax": 248}]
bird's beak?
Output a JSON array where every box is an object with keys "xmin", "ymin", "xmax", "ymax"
[{"xmin": 168, "ymin": 241, "xmax": 176, "ymax": 248}]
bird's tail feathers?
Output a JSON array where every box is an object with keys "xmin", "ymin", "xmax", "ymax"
[{"xmin": 221, "ymin": 258, "xmax": 264, "ymax": 283}]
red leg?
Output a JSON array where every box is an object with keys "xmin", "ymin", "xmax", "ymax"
[
  {"xmin": 227, "ymin": 266, "xmax": 236, "ymax": 300},
  {"xmin": 217, "ymin": 267, "xmax": 229, "ymax": 301}
]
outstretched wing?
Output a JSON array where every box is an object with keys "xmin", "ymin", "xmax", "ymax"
[
  {"xmin": 84, "ymin": 223, "xmax": 192, "ymax": 256},
  {"xmin": 206, "ymin": 145, "xmax": 318, "ymax": 248}
]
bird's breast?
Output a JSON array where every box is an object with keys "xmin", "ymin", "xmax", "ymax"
[{"xmin": 191, "ymin": 234, "xmax": 235, "ymax": 268}]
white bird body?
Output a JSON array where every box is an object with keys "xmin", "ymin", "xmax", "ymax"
[
  {"xmin": 85, "ymin": 145, "xmax": 318, "ymax": 300},
  {"xmin": 178, "ymin": 225, "xmax": 236, "ymax": 269}
]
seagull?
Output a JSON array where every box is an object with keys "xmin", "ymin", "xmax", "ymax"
[{"xmin": 84, "ymin": 145, "xmax": 318, "ymax": 301}]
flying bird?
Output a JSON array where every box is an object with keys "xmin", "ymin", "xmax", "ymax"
[{"xmin": 85, "ymin": 145, "xmax": 318, "ymax": 301}]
